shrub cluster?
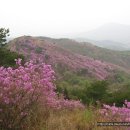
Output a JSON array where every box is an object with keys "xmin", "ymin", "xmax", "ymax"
[
  {"xmin": 0, "ymin": 59, "xmax": 83, "ymax": 129},
  {"xmin": 100, "ymin": 100, "xmax": 130, "ymax": 122}
]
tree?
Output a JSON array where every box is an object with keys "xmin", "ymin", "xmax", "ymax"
[
  {"xmin": 0, "ymin": 28, "xmax": 9, "ymax": 47},
  {"xmin": 86, "ymin": 80, "xmax": 108, "ymax": 103},
  {"xmin": 0, "ymin": 28, "xmax": 24, "ymax": 67}
]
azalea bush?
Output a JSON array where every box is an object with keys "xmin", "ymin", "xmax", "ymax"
[
  {"xmin": 0, "ymin": 59, "xmax": 83, "ymax": 130},
  {"xmin": 100, "ymin": 100, "xmax": 130, "ymax": 122}
]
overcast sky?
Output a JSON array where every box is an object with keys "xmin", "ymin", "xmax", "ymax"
[{"xmin": 0, "ymin": 0, "xmax": 130, "ymax": 38}]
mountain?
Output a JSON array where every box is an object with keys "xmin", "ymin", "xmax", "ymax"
[
  {"xmin": 37, "ymin": 37, "xmax": 130, "ymax": 71},
  {"xmin": 92, "ymin": 40, "xmax": 129, "ymax": 51},
  {"xmin": 76, "ymin": 38, "xmax": 129, "ymax": 51},
  {"xmin": 7, "ymin": 36, "xmax": 120, "ymax": 80},
  {"xmin": 74, "ymin": 23, "xmax": 130, "ymax": 50}
]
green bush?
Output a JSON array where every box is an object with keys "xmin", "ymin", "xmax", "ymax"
[
  {"xmin": 0, "ymin": 48, "xmax": 24, "ymax": 67},
  {"xmin": 56, "ymin": 73, "xmax": 109, "ymax": 105},
  {"xmin": 35, "ymin": 47, "xmax": 43, "ymax": 53}
]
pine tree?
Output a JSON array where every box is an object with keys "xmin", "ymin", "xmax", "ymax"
[{"xmin": 0, "ymin": 28, "xmax": 9, "ymax": 47}]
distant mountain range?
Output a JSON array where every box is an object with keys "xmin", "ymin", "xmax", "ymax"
[{"xmin": 74, "ymin": 23, "xmax": 130, "ymax": 50}]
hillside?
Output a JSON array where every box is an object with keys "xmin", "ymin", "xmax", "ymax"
[
  {"xmin": 39, "ymin": 37, "xmax": 130, "ymax": 71},
  {"xmin": 7, "ymin": 36, "xmax": 120, "ymax": 80}
]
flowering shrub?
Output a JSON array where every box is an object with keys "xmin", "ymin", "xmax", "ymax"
[
  {"xmin": 100, "ymin": 100, "xmax": 130, "ymax": 122},
  {"xmin": 0, "ymin": 59, "xmax": 83, "ymax": 129}
]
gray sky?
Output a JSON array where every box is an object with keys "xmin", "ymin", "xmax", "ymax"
[{"xmin": 0, "ymin": 0, "xmax": 130, "ymax": 38}]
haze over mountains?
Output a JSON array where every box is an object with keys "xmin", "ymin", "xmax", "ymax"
[{"xmin": 74, "ymin": 23, "xmax": 130, "ymax": 50}]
